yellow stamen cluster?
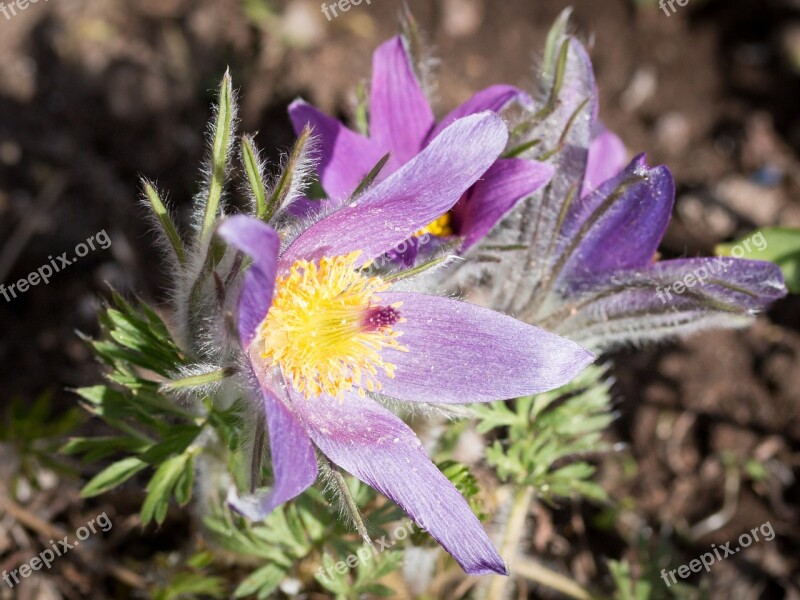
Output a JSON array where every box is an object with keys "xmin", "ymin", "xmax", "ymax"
[
  {"xmin": 258, "ymin": 251, "xmax": 407, "ymax": 400},
  {"xmin": 415, "ymin": 213, "xmax": 454, "ymax": 238}
]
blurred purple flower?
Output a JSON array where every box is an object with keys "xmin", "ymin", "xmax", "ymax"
[
  {"xmin": 288, "ymin": 35, "xmax": 554, "ymax": 264},
  {"xmin": 217, "ymin": 113, "xmax": 594, "ymax": 576}
]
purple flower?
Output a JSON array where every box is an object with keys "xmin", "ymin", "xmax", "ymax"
[
  {"xmin": 217, "ymin": 113, "xmax": 594, "ymax": 575},
  {"xmin": 288, "ymin": 35, "xmax": 554, "ymax": 262},
  {"xmin": 456, "ymin": 36, "xmax": 786, "ymax": 350},
  {"xmin": 582, "ymin": 122, "xmax": 627, "ymax": 198}
]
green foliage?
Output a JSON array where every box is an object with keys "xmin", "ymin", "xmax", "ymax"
[
  {"xmin": 0, "ymin": 391, "xmax": 83, "ymax": 487},
  {"xmin": 609, "ymin": 560, "xmax": 653, "ymax": 600},
  {"xmin": 354, "ymin": 82, "xmax": 370, "ymax": 137},
  {"xmin": 608, "ymin": 532, "xmax": 711, "ymax": 600},
  {"xmin": 240, "ymin": 0, "xmax": 277, "ymax": 30},
  {"xmin": 141, "ymin": 450, "xmax": 198, "ymax": 525},
  {"xmin": 350, "ymin": 153, "xmax": 391, "ymax": 200},
  {"xmin": 716, "ymin": 227, "xmax": 800, "ymax": 293},
  {"xmin": 64, "ymin": 66, "xmax": 415, "ymax": 596},
  {"xmin": 151, "ymin": 552, "xmax": 227, "ymax": 600},
  {"xmin": 475, "ymin": 364, "xmax": 614, "ymax": 502},
  {"xmin": 143, "ymin": 181, "xmax": 186, "ymax": 265},
  {"xmin": 203, "ymin": 487, "xmax": 406, "ymax": 599},
  {"xmin": 438, "ymin": 460, "xmax": 485, "ymax": 520},
  {"xmin": 264, "ymin": 125, "xmax": 313, "ymax": 220},
  {"xmin": 89, "ymin": 289, "xmax": 186, "ymax": 379},
  {"xmin": 200, "ymin": 70, "xmax": 235, "ymax": 243},
  {"xmin": 66, "ymin": 292, "xmax": 240, "ymax": 526},
  {"xmin": 315, "ymin": 551, "xmax": 403, "ymax": 599}
]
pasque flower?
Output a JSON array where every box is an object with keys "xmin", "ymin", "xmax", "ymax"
[
  {"xmin": 454, "ymin": 34, "xmax": 787, "ymax": 350},
  {"xmin": 217, "ymin": 113, "xmax": 594, "ymax": 575},
  {"xmin": 288, "ymin": 35, "xmax": 554, "ymax": 263}
]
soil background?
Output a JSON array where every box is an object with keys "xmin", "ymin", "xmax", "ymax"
[{"xmin": 1, "ymin": 0, "xmax": 799, "ymax": 598}]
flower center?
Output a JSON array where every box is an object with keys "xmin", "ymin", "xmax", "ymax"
[
  {"xmin": 258, "ymin": 251, "xmax": 407, "ymax": 400},
  {"xmin": 415, "ymin": 213, "xmax": 454, "ymax": 238}
]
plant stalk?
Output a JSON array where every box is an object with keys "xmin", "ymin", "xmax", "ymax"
[{"xmin": 485, "ymin": 486, "xmax": 599, "ymax": 600}]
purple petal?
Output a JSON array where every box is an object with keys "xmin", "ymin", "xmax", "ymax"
[
  {"xmin": 217, "ymin": 216, "xmax": 280, "ymax": 348},
  {"xmin": 557, "ymin": 155, "xmax": 674, "ymax": 284},
  {"xmin": 453, "ymin": 158, "xmax": 555, "ymax": 250},
  {"xmin": 555, "ymin": 258, "xmax": 787, "ymax": 349},
  {"xmin": 369, "ymin": 36, "xmax": 434, "ymax": 164},
  {"xmin": 385, "ymin": 235, "xmax": 421, "ymax": 268},
  {"xmin": 288, "ymin": 99, "xmax": 388, "ymax": 202},
  {"xmin": 229, "ymin": 368, "xmax": 318, "ymax": 520},
  {"xmin": 288, "ymin": 388, "xmax": 507, "ymax": 575},
  {"xmin": 581, "ymin": 123, "xmax": 627, "ymax": 198},
  {"xmin": 280, "ymin": 112, "xmax": 508, "ymax": 269},
  {"xmin": 286, "ymin": 196, "xmax": 322, "ymax": 219},
  {"xmin": 375, "ymin": 292, "xmax": 594, "ymax": 403},
  {"xmin": 430, "ymin": 84, "xmax": 532, "ymax": 140}
]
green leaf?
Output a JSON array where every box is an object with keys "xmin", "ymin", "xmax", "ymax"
[
  {"xmin": 75, "ymin": 385, "xmax": 161, "ymax": 434},
  {"xmin": 542, "ymin": 8, "xmax": 573, "ymax": 86},
  {"xmin": 81, "ymin": 456, "xmax": 149, "ymax": 498},
  {"xmin": 545, "ymin": 39, "xmax": 571, "ymax": 111},
  {"xmin": 316, "ymin": 554, "xmax": 348, "ymax": 594},
  {"xmin": 141, "ymin": 453, "xmax": 192, "ymax": 525},
  {"xmin": 143, "ymin": 180, "xmax": 186, "ymax": 265},
  {"xmin": 399, "ymin": 5, "xmax": 427, "ymax": 85},
  {"xmin": 716, "ymin": 227, "xmax": 800, "ymax": 293},
  {"xmin": 476, "ymin": 364, "xmax": 613, "ymax": 501},
  {"xmin": 153, "ymin": 572, "xmax": 227, "ymax": 600},
  {"xmin": 362, "ymin": 583, "xmax": 395, "ymax": 597},
  {"xmin": 161, "ymin": 367, "xmax": 236, "ymax": 392},
  {"xmin": 233, "ymin": 563, "xmax": 287, "ymax": 598},
  {"xmin": 350, "ymin": 153, "xmax": 391, "ymax": 200},
  {"xmin": 138, "ymin": 426, "xmax": 201, "ymax": 465},
  {"xmin": 503, "ymin": 138, "xmax": 542, "ymax": 159},
  {"xmin": 367, "ymin": 551, "xmax": 404, "ymax": 580},
  {"xmin": 61, "ymin": 436, "xmax": 149, "ymax": 463},
  {"xmin": 354, "ymin": 82, "xmax": 369, "ymax": 137},
  {"xmin": 610, "ymin": 560, "xmax": 652, "ymax": 600},
  {"xmin": 200, "ymin": 70, "xmax": 235, "ymax": 243},
  {"xmin": 438, "ymin": 461, "xmax": 484, "ymax": 519},
  {"xmin": 264, "ymin": 125, "xmax": 312, "ymax": 220},
  {"xmin": 174, "ymin": 453, "xmax": 196, "ymax": 506},
  {"xmin": 241, "ymin": 134, "xmax": 268, "ymax": 218}
]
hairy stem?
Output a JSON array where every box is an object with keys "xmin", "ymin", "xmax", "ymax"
[
  {"xmin": 486, "ymin": 485, "xmax": 533, "ymax": 600},
  {"xmin": 514, "ymin": 558, "xmax": 598, "ymax": 600},
  {"xmin": 486, "ymin": 486, "xmax": 598, "ymax": 600}
]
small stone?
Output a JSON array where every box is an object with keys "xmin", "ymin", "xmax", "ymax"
[
  {"xmin": 713, "ymin": 176, "xmax": 784, "ymax": 226},
  {"xmin": 282, "ymin": 0, "xmax": 324, "ymax": 49},
  {"xmin": 279, "ymin": 578, "xmax": 302, "ymax": 595},
  {"xmin": 442, "ymin": 0, "xmax": 483, "ymax": 38},
  {"xmin": 620, "ymin": 66, "xmax": 657, "ymax": 111},
  {"xmin": 0, "ymin": 141, "xmax": 22, "ymax": 165},
  {"xmin": 655, "ymin": 112, "xmax": 691, "ymax": 155}
]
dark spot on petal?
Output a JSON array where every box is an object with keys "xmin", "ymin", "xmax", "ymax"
[{"xmin": 365, "ymin": 306, "xmax": 401, "ymax": 330}]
